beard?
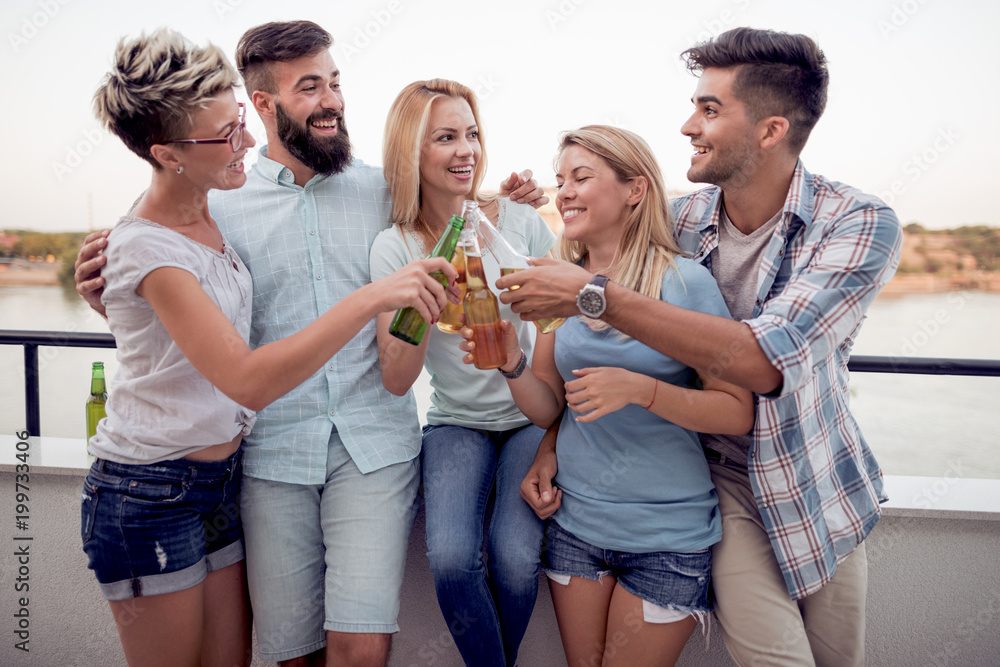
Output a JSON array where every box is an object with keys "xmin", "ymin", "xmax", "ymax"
[
  {"xmin": 275, "ymin": 102, "xmax": 353, "ymax": 176},
  {"xmin": 686, "ymin": 138, "xmax": 757, "ymax": 189}
]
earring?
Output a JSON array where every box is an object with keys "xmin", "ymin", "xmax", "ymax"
[{"xmin": 176, "ymin": 166, "xmax": 184, "ymax": 174}]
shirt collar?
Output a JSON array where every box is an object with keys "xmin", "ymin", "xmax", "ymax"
[
  {"xmin": 698, "ymin": 159, "xmax": 814, "ymax": 233},
  {"xmin": 780, "ymin": 160, "xmax": 815, "ymax": 229},
  {"xmin": 252, "ymin": 145, "xmax": 331, "ymax": 189}
]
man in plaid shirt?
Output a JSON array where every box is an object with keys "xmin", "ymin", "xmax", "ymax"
[{"xmin": 506, "ymin": 28, "xmax": 902, "ymax": 666}]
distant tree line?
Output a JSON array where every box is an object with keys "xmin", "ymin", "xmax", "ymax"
[
  {"xmin": 904, "ymin": 223, "xmax": 1000, "ymax": 271},
  {"xmin": 3, "ymin": 224, "xmax": 997, "ymax": 290},
  {"xmin": 1, "ymin": 229, "xmax": 98, "ymax": 287}
]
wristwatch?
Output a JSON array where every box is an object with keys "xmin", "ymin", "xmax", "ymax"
[{"xmin": 576, "ymin": 275, "xmax": 609, "ymax": 319}]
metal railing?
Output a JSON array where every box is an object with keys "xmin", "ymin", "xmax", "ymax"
[
  {"xmin": 2, "ymin": 329, "xmax": 1000, "ymax": 437},
  {"xmin": 1, "ymin": 330, "xmax": 116, "ymax": 437}
]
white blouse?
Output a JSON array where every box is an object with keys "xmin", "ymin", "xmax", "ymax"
[{"xmin": 88, "ymin": 216, "xmax": 255, "ymax": 464}]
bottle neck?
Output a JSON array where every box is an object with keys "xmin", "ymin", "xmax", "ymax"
[
  {"xmin": 429, "ymin": 217, "xmax": 466, "ymax": 259},
  {"xmin": 464, "ymin": 248, "xmax": 490, "ymax": 290},
  {"xmin": 90, "ymin": 367, "xmax": 106, "ymax": 395}
]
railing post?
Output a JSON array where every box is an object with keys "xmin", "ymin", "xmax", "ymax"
[{"xmin": 24, "ymin": 343, "xmax": 40, "ymax": 437}]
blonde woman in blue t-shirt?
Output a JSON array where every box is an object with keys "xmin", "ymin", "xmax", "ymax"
[{"xmin": 462, "ymin": 125, "xmax": 754, "ymax": 666}]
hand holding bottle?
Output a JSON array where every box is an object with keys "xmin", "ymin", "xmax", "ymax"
[
  {"xmin": 373, "ymin": 257, "xmax": 459, "ymax": 326},
  {"xmin": 458, "ymin": 318, "xmax": 522, "ymax": 372}
]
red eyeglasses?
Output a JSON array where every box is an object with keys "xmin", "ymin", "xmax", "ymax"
[{"xmin": 167, "ymin": 103, "xmax": 246, "ymax": 153}]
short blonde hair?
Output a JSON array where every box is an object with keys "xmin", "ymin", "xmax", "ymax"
[
  {"xmin": 382, "ymin": 79, "xmax": 490, "ymax": 238},
  {"xmin": 93, "ymin": 28, "xmax": 240, "ymax": 168},
  {"xmin": 554, "ymin": 125, "xmax": 685, "ymax": 303}
]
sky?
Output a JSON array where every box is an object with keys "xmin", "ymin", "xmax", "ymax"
[{"xmin": 2, "ymin": 0, "xmax": 998, "ymax": 233}]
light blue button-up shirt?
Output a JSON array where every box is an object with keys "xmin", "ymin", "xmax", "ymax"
[{"xmin": 208, "ymin": 148, "xmax": 420, "ymax": 483}]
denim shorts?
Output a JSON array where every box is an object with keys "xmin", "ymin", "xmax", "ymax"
[
  {"xmin": 80, "ymin": 449, "xmax": 244, "ymax": 601},
  {"xmin": 542, "ymin": 520, "xmax": 713, "ymax": 615}
]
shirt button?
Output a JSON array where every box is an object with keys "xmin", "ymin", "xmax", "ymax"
[
  {"xmin": 328, "ymin": 365, "xmax": 334, "ymax": 371},
  {"xmin": 309, "ymin": 230, "xmax": 316, "ymax": 236},
  {"xmin": 316, "ymin": 275, "xmax": 322, "ymax": 280},
  {"xmin": 329, "ymin": 410, "xmax": 335, "ymax": 416}
]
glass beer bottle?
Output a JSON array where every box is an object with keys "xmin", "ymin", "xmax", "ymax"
[
  {"xmin": 471, "ymin": 210, "xmax": 565, "ymax": 334},
  {"xmin": 86, "ymin": 361, "xmax": 107, "ymax": 442},
  {"xmin": 436, "ymin": 239, "xmax": 468, "ymax": 334},
  {"xmin": 463, "ymin": 221, "xmax": 507, "ymax": 370},
  {"xmin": 388, "ymin": 201, "xmax": 472, "ymax": 345}
]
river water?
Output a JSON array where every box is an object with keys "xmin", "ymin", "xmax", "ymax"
[{"xmin": 2, "ymin": 285, "xmax": 998, "ymax": 479}]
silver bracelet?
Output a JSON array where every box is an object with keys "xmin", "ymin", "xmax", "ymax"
[{"xmin": 498, "ymin": 349, "xmax": 527, "ymax": 379}]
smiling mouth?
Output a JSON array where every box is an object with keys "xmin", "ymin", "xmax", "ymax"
[
  {"xmin": 561, "ymin": 208, "xmax": 584, "ymax": 221},
  {"xmin": 311, "ymin": 118, "xmax": 338, "ymax": 132},
  {"xmin": 227, "ymin": 155, "xmax": 245, "ymax": 169},
  {"xmin": 692, "ymin": 145, "xmax": 710, "ymax": 158},
  {"xmin": 448, "ymin": 166, "xmax": 473, "ymax": 177}
]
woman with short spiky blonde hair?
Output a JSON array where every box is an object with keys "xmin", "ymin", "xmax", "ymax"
[
  {"xmin": 93, "ymin": 28, "xmax": 240, "ymax": 168},
  {"xmin": 82, "ymin": 31, "xmax": 455, "ymax": 667}
]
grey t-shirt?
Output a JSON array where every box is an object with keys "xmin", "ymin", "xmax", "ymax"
[{"xmin": 701, "ymin": 205, "xmax": 782, "ymax": 466}]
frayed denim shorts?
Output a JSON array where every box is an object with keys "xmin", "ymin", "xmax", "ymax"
[
  {"xmin": 80, "ymin": 449, "xmax": 244, "ymax": 601},
  {"xmin": 542, "ymin": 520, "xmax": 713, "ymax": 616}
]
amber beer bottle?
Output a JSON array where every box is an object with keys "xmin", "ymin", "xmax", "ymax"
[
  {"xmin": 388, "ymin": 202, "xmax": 471, "ymax": 345},
  {"xmin": 472, "ymin": 211, "xmax": 565, "ymax": 334},
  {"xmin": 463, "ymin": 222, "xmax": 507, "ymax": 370},
  {"xmin": 86, "ymin": 361, "xmax": 107, "ymax": 442}
]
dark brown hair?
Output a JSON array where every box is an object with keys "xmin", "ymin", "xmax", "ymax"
[
  {"xmin": 682, "ymin": 27, "xmax": 828, "ymax": 154},
  {"xmin": 235, "ymin": 20, "xmax": 333, "ymax": 95}
]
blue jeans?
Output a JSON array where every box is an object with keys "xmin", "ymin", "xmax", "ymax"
[{"xmin": 421, "ymin": 423, "xmax": 545, "ymax": 667}]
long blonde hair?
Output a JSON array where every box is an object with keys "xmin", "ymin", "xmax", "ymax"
[
  {"xmin": 554, "ymin": 125, "xmax": 685, "ymax": 302},
  {"xmin": 382, "ymin": 79, "xmax": 492, "ymax": 242}
]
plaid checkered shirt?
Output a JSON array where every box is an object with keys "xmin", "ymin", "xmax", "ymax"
[
  {"xmin": 208, "ymin": 149, "xmax": 420, "ymax": 483},
  {"xmin": 672, "ymin": 161, "xmax": 903, "ymax": 599}
]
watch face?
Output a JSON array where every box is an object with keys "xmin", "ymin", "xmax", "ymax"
[{"xmin": 580, "ymin": 289, "xmax": 604, "ymax": 316}]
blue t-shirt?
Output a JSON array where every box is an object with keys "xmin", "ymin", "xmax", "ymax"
[{"xmin": 552, "ymin": 257, "xmax": 731, "ymax": 553}]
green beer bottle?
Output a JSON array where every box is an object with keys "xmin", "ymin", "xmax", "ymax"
[
  {"xmin": 388, "ymin": 201, "xmax": 474, "ymax": 345},
  {"xmin": 86, "ymin": 361, "xmax": 107, "ymax": 442}
]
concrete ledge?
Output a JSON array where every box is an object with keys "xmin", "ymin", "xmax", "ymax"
[
  {"xmin": 0, "ymin": 435, "xmax": 91, "ymax": 476},
  {"xmin": 7, "ymin": 435, "xmax": 1000, "ymax": 518},
  {"xmin": 882, "ymin": 474, "xmax": 1000, "ymax": 521}
]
